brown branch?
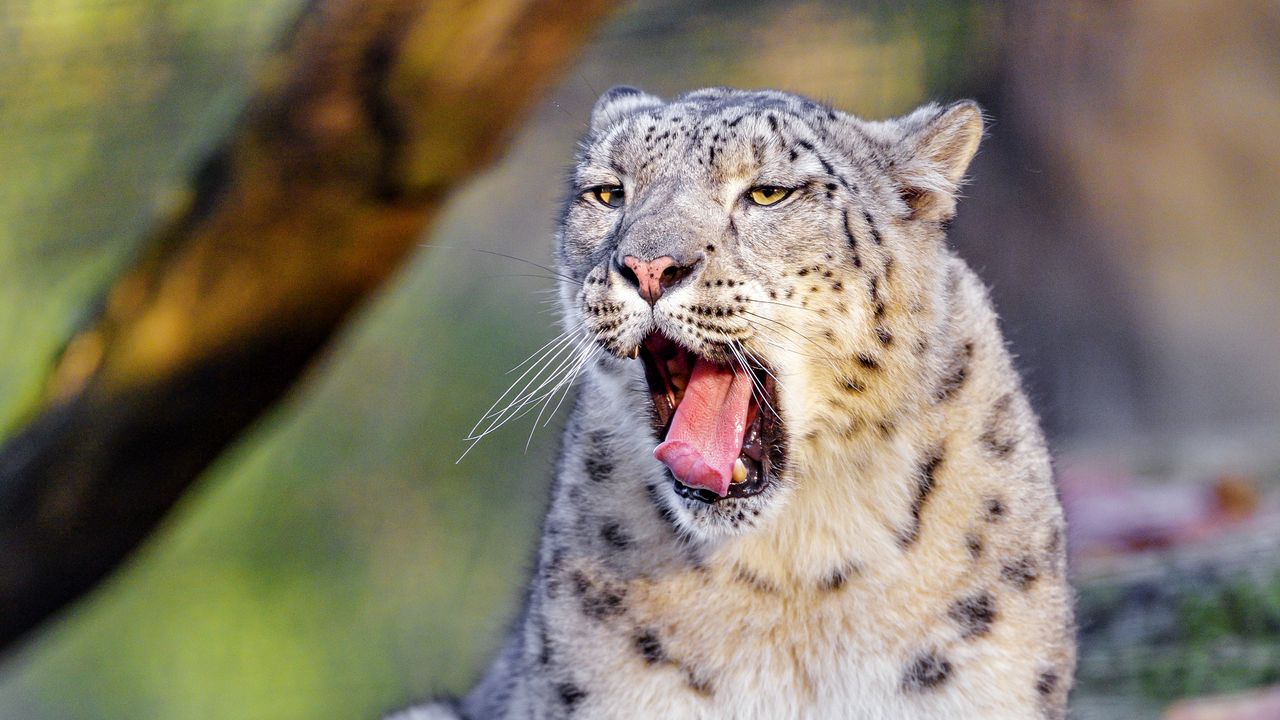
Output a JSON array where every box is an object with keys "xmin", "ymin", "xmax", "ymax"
[{"xmin": 0, "ymin": 0, "xmax": 611, "ymax": 653}]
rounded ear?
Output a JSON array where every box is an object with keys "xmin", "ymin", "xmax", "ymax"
[
  {"xmin": 891, "ymin": 100, "xmax": 985, "ymax": 222},
  {"xmin": 590, "ymin": 86, "xmax": 663, "ymax": 134}
]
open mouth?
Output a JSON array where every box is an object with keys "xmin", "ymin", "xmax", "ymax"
[{"xmin": 637, "ymin": 333, "xmax": 784, "ymax": 504}]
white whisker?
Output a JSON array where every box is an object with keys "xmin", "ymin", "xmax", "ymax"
[
  {"xmin": 467, "ymin": 331, "xmax": 576, "ymax": 442},
  {"xmin": 729, "ymin": 341, "xmax": 779, "ymax": 420},
  {"xmin": 474, "ymin": 331, "xmax": 596, "ymax": 438},
  {"xmin": 459, "ymin": 331, "xmax": 593, "ymax": 460}
]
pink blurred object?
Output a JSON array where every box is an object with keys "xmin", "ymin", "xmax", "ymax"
[
  {"xmin": 1165, "ymin": 686, "xmax": 1280, "ymax": 720},
  {"xmin": 1059, "ymin": 464, "xmax": 1261, "ymax": 560}
]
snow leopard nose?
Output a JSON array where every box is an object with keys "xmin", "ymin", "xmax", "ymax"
[{"xmin": 618, "ymin": 254, "xmax": 699, "ymax": 306}]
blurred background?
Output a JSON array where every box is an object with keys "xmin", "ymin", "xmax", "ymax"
[{"xmin": 1, "ymin": 0, "xmax": 1278, "ymax": 718}]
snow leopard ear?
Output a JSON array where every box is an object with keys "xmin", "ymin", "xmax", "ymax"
[
  {"xmin": 590, "ymin": 86, "xmax": 663, "ymax": 134},
  {"xmin": 890, "ymin": 100, "xmax": 984, "ymax": 222}
]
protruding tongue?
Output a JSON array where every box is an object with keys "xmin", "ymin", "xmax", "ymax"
[{"xmin": 654, "ymin": 358, "xmax": 754, "ymax": 497}]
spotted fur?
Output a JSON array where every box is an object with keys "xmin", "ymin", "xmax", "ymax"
[{"xmin": 390, "ymin": 87, "xmax": 1074, "ymax": 720}]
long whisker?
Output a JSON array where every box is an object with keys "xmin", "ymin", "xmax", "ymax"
[
  {"xmin": 742, "ymin": 297, "xmax": 824, "ymax": 314},
  {"xmin": 728, "ymin": 343, "xmax": 765, "ymax": 411},
  {"xmin": 505, "ymin": 328, "xmax": 576, "ymax": 376},
  {"xmin": 465, "ymin": 331, "xmax": 589, "ymax": 444},
  {"xmin": 739, "ymin": 309, "xmax": 842, "ymax": 367},
  {"xmin": 469, "ymin": 248, "xmax": 583, "ymax": 287},
  {"xmin": 518, "ymin": 338, "xmax": 601, "ymax": 451},
  {"xmin": 543, "ymin": 344, "xmax": 600, "ymax": 427},
  {"xmin": 480, "ymin": 273, "xmax": 576, "ymax": 284},
  {"xmin": 739, "ymin": 343, "xmax": 791, "ymax": 404},
  {"xmin": 476, "ymin": 331, "xmax": 597, "ymax": 438},
  {"xmin": 467, "ymin": 331, "xmax": 577, "ymax": 441},
  {"xmin": 729, "ymin": 342, "xmax": 779, "ymax": 420},
  {"xmin": 424, "ymin": 244, "xmax": 584, "ymax": 287},
  {"xmin": 528, "ymin": 341, "xmax": 601, "ymax": 449},
  {"xmin": 755, "ymin": 335, "xmax": 834, "ymax": 363}
]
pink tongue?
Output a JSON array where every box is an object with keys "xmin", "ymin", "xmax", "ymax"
[{"xmin": 653, "ymin": 358, "xmax": 754, "ymax": 497}]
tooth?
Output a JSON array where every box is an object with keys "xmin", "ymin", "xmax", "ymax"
[
  {"xmin": 628, "ymin": 346, "xmax": 640, "ymax": 359},
  {"xmin": 732, "ymin": 459, "xmax": 748, "ymax": 484}
]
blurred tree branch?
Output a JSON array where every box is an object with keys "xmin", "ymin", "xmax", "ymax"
[{"xmin": 0, "ymin": 0, "xmax": 611, "ymax": 654}]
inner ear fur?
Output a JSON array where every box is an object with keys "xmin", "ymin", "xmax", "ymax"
[{"xmin": 893, "ymin": 100, "xmax": 984, "ymax": 222}]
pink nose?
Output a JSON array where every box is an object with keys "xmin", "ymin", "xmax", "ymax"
[{"xmin": 622, "ymin": 255, "xmax": 677, "ymax": 305}]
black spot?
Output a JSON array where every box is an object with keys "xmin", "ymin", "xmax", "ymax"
[
  {"xmin": 767, "ymin": 114, "xmax": 779, "ymax": 132},
  {"xmin": 841, "ymin": 209, "xmax": 859, "ymax": 252},
  {"xmin": 557, "ymin": 682, "xmax": 587, "ymax": 710},
  {"xmin": 902, "ymin": 652, "xmax": 952, "ymax": 691},
  {"xmin": 1046, "ymin": 526, "xmax": 1063, "ymax": 556},
  {"xmin": 584, "ymin": 457, "xmax": 613, "ymax": 483},
  {"xmin": 898, "ymin": 450, "xmax": 943, "ymax": 547},
  {"xmin": 980, "ymin": 394, "xmax": 1017, "ymax": 458},
  {"xmin": 966, "ymin": 533, "xmax": 984, "ymax": 559},
  {"xmin": 685, "ymin": 670, "xmax": 714, "ymax": 697},
  {"xmin": 933, "ymin": 342, "xmax": 974, "ymax": 402},
  {"xmin": 538, "ymin": 622, "xmax": 554, "ymax": 665},
  {"xmin": 1036, "ymin": 670, "xmax": 1059, "ymax": 696},
  {"xmin": 634, "ymin": 629, "xmax": 666, "ymax": 664},
  {"xmin": 949, "ymin": 591, "xmax": 997, "ymax": 638},
  {"xmin": 734, "ymin": 564, "xmax": 778, "ymax": 594},
  {"xmin": 876, "ymin": 418, "xmax": 897, "ymax": 438},
  {"xmin": 863, "ymin": 210, "xmax": 883, "ymax": 244},
  {"xmin": 985, "ymin": 498, "xmax": 1006, "ymax": 522},
  {"xmin": 1001, "ymin": 556, "xmax": 1040, "ymax": 590},
  {"xmin": 868, "ymin": 277, "xmax": 887, "ymax": 319},
  {"xmin": 856, "ymin": 353, "xmax": 880, "ymax": 370},
  {"xmin": 705, "ymin": 244, "xmax": 715, "ymax": 252},
  {"xmin": 820, "ymin": 563, "xmax": 858, "ymax": 591},
  {"xmin": 571, "ymin": 570, "xmax": 627, "ymax": 620},
  {"xmin": 600, "ymin": 521, "xmax": 631, "ymax": 550},
  {"xmin": 981, "ymin": 431, "xmax": 1016, "ymax": 459},
  {"xmin": 839, "ymin": 376, "xmax": 865, "ymax": 393},
  {"xmin": 876, "ymin": 326, "xmax": 894, "ymax": 346}
]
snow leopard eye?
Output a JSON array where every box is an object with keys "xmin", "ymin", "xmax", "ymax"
[
  {"xmin": 590, "ymin": 185, "xmax": 625, "ymax": 208},
  {"xmin": 747, "ymin": 186, "xmax": 792, "ymax": 206}
]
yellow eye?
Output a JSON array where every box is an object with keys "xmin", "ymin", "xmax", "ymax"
[
  {"xmin": 748, "ymin": 186, "xmax": 791, "ymax": 206},
  {"xmin": 591, "ymin": 185, "xmax": 625, "ymax": 208}
]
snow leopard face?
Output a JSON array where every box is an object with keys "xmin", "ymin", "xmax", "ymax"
[{"xmin": 556, "ymin": 86, "xmax": 982, "ymax": 540}]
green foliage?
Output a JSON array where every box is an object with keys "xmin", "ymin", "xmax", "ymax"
[{"xmin": 1076, "ymin": 571, "xmax": 1280, "ymax": 706}]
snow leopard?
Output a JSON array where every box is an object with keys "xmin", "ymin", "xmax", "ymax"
[{"xmin": 390, "ymin": 86, "xmax": 1075, "ymax": 719}]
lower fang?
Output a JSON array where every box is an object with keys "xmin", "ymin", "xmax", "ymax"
[{"xmin": 731, "ymin": 458, "xmax": 748, "ymax": 484}]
